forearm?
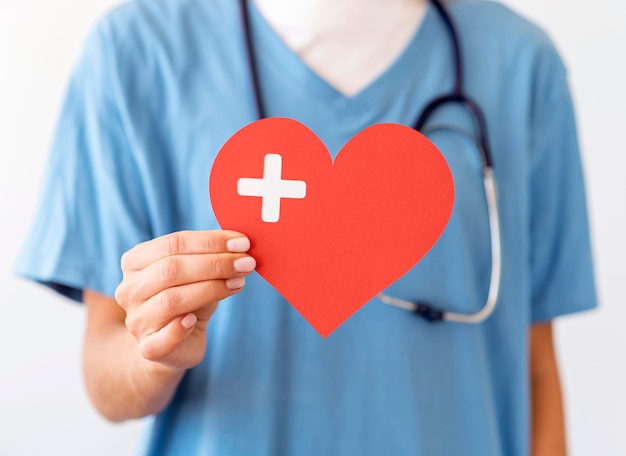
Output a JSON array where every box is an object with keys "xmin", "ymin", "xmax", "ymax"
[
  {"xmin": 83, "ymin": 320, "xmax": 185, "ymax": 422},
  {"xmin": 80, "ymin": 232, "xmax": 251, "ymax": 421},
  {"xmin": 530, "ymin": 322, "xmax": 567, "ymax": 456},
  {"xmin": 531, "ymin": 367, "xmax": 566, "ymax": 455}
]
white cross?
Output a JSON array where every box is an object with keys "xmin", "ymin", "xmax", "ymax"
[{"xmin": 237, "ymin": 154, "xmax": 307, "ymax": 223}]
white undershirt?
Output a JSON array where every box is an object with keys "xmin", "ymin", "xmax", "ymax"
[{"xmin": 253, "ymin": 0, "xmax": 429, "ymax": 96}]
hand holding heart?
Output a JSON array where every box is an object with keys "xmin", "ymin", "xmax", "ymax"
[
  {"xmin": 114, "ymin": 230, "xmax": 256, "ymax": 371},
  {"xmin": 210, "ymin": 118, "xmax": 454, "ymax": 337}
]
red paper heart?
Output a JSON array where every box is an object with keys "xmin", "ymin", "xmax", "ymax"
[{"xmin": 210, "ymin": 118, "xmax": 454, "ymax": 337}]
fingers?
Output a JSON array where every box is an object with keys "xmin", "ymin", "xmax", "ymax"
[
  {"xmin": 124, "ymin": 278, "xmax": 244, "ymax": 338},
  {"xmin": 119, "ymin": 253, "xmax": 255, "ymax": 304},
  {"xmin": 121, "ymin": 230, "xmax": 250, "ymax": 272},
  {"xmin": 115, "ymin": 230, "xmax": 256, "ymax": 306}
]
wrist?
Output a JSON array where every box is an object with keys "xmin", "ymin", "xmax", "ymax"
[
  {"xmin": 127, "ymin": 356, "xmax": 187, "ymax": 418},
  {"xmin": 139, "ymin": 356, "xmax": 186, "ymax": 388}
]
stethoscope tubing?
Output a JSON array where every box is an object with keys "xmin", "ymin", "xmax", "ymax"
[{"xmin": 377, "ymin": 168, "xmax": 501, "ymax": 324}]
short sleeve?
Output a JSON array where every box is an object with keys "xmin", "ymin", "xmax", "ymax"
[
  {"xmin": 529, "ymin": 45, "xmax": 597, "ymax": 322},
  {"xmin": 14, "ymin": 21, "xmax": 152, "ymax": 302}
]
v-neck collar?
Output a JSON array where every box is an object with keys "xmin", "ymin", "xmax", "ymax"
[{"xmin": 247, "ymin": 1, "xmax": 438, "ymax": 112}]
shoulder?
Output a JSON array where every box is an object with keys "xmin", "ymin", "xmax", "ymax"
[
  {"xmin": 448, "ymin": 0, "xmax": 569, "ymax": 102},
  {"xmin": 450, "ymin": 0, "xmax": 565, "ymax": 69},
  {"xmin": 96, "ymin": 0, "xmax": 231, "ymax": 36},
  {"xmin": 77, "ymin": 0, "xmax": 242, "ymax": 111},
  {"xmin": 87, "ymin": 0, "xmax": 237, "ymax": 66},
  {"xmin": 450, "ymin": 0, "xmax": 553, "ymax": 46}
]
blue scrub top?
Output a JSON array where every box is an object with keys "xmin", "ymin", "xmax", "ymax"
[{"xmin": 16, "ymin": 0, "xmax": 597, "ymax": 455}]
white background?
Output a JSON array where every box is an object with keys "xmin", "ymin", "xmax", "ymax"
[{"xmin": 1, "ymin": 0, "xmax": 624, "ymax": 454}]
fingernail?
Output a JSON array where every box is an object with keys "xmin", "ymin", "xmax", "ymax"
[
  {"xmin": 226, "ymin": 277, "xmax": 246, "ymax": 289},
  {"xmin": 233, "ymin": 256, "xmax": 256, "ymax": 273},
  {"xmin": 181, "ymin": 313, "xmax": 197, "ymax": 330},
  {"xmin": 227, "ymin": 237, "xmax": 250, "ymax": 253}
]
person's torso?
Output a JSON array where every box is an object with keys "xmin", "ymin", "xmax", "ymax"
[{"xmin": 100, "ymin": 1, "xmax": 554, "ymax": 454}]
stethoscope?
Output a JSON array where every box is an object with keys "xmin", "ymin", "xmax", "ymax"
[{"xmin": 239, "ymin": 0, "xmax": 502, "ymax": 324}]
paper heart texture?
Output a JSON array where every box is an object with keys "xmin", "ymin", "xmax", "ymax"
[{"xmin": 210, "ymin": 118, "xmax": 454, "ymax": 337}]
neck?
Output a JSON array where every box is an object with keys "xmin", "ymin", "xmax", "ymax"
[
  {"xmin": 253, "ymin": 0, "xmax": 429, "ymax": 42},
  {"xmin": 251, "ymin": 0, "xmax": 429, "ymax": 96}
]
